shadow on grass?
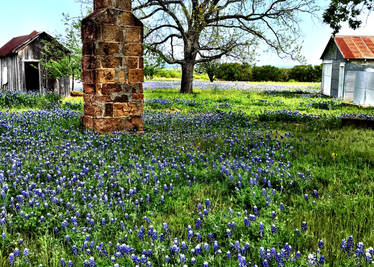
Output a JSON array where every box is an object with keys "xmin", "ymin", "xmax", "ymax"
[{"xmin": 262, "ymin": 90, "xmax": 327, "ymax": 99}]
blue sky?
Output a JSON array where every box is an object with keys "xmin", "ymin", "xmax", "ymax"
[{"xmin": 0, "ymin": 0, "xmax": 373, "ymax": 67}]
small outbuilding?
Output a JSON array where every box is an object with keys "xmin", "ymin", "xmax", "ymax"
[
  {"xmin": 320, "ymin": 35, "xmax": 374, "ymax": 106},
  {"xmin": 0, "ymin": 31, "xmax": 71, "ymax": 96}
]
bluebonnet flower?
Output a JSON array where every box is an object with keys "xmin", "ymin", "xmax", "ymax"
[
  {"xmin": 8, "ymin": 253, "xmax": 15, "ymax": 266},
  {"xmin": 238, "ymin": 255, "xmax": 247, "ymax": 266},
  {"xmin": 14, "ymin": 248, "xmax": 20, "ymax": 257},
  {"xmin": 213, "ymin": 241, "xmax": 220, "ymax": 253},
  {"xmin": 138, "ymin": 226, "xmax": 145, "ymax": 240},
  {"xmin": 203, "ymin": 209, "xmax": 208, "ymax": 216},
  {"xmin": 226, "ymin": 229, "xmax": 232, "ymax": 239},
  {"xmin": 259, "ymin": 222, "xmax": 264, "ymax": 238},
  {"xmin": 88, "ymin": 257, "xmax": 96, "ymax": 267},
  {"xmin": 271, "ymin": 211, "xmax": 276, "ymax": 219},
  {"xmin": 196, "ymin": 232, "xmax": 202, "ymax": 241},
  {"xmin": 347, "ymin": 236, "xmax": 354, "ymax": 252},
  {"xmin": 181, "ymin": 241, "xmax": 187, "ymax": 251},
  {"xmin": 318, "ymin": 240, "xmax": 324, "ymax": 249},
  {"xmin": 244, "ymin": 217, "xmax": 250, "ymax": 227},
  {"xmin": 162, "ymin": 222, "xmax": 169, "ymax": 233},
  {"xmin": 235, "ymin": 241, "xmax": 241, "ymax": 252},
  {"xmin": 366, "ymin": 251, "xmax": 373, "ymax": 263},
  {"xmin": 144, "ymin": 216, "xmax": 151, "ymax": 224},
  {"xmin": 260, "ymin": 247, "xmax": 265, "ymax": 258},
  {"xmin": 356, "ymin": 242, "xmax": 364, "ymax": 258},
  {"xmin": 228, "ymin": 221, "xmax": 236, "ymax": 229},
  {"xmin": 203, "ymin": 243, "xmax": 209, "ymax": 252},
  {"xmin": 208, "ymin": 232, "xmax": 213, "ymax": 241},
  {"xmin": 197, "ymin": 203, "xmax": 202, "ymax": 211},
  {"xmin": 253, "ymin": 206, "xmax": 258, "ymax": 216},
  {"xmin": 308, "ymin": 253, "xmax": 317, "ymax": 265},
  {"xmin": 188, "ymin": 229, "xmax": 194, "ymax": 241},
  {"xmin": 301, "ymin": 221, "xmax": 307, "ymax": 233},
  {"xmin": 271, "ymin": 224, "xmax": 277, "ymax": 233},
  {"xmin": 190, "ymin": 257, "xmax": 196, "ymax": 265},
  {"xmin": 72, "ymin": 245, "xmax": 78, "ymax": 255},
  {"xmin": 23, "ymin": 248, "xmax": 30, "ymax": 262},
  {"xmin": 195, "ymin": 244, "xmax": 202, "ymax": 255},
  {"xmin": 179, "ymin": 253, "xmax": 186, "ymax": 263},
  {"xmin": 205, "ymin": 199, "xmax": 211, "ymax": 210},
  {"xmin": 196, "ymin": 218, "xmax": 202, "ymax": 229}
]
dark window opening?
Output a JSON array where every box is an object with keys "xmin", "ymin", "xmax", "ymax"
[{"xmin": 25, "ymin": 62, "xmax": 40, "ymax": 91}]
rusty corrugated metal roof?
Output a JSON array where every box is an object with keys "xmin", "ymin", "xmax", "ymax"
[
  {"xmin": 334, "ymin": 35, "xmax": 374, "ymax": 59},
  {"xmin": 0, "ymin": 31, "xmax": 39, "ymax": 57}
]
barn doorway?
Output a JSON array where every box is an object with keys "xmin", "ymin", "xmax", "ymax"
[{"xmin": 25, "ymin": 62, "xmax": 40, "ymax": 91}]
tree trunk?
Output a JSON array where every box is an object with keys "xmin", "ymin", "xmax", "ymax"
[
  {"xmin": 72, "ymin": 73, "xmax": 75, "ymax": 91},
  {"xmin": 180, "ymin": 62, "xmax": 195, "ymax": 94},
  {"xmin": 207, "ymin": 71, "xmax": 214, "ymax": 83}
]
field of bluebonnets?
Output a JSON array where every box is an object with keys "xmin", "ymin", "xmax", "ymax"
[{"xmin": 0, "ymin": 83, "xmax": 374, "ymax": 266}]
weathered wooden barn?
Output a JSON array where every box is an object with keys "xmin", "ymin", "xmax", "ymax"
[
  {"xmin": 0, "ymin": 31, "xmax": 71, "ymax": 96},
  {"xmin": 321, "ymin": 35, "xmax": 374, "ymax": 106}
]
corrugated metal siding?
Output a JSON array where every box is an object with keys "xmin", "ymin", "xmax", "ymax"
[
  {"xmin": 321, "ymin": 36, "xmax": 374, "ymax": 105},
  {"xmin": 344, "ymin": 71, "xmax": 356, "ymax": 101},
  {"xmin": 354, "ymin": 71, "xmax": 374, "ymax": 105},
  {"xmin": 330, "ymin": 61, "xmax": 341, "ymax": 98}
]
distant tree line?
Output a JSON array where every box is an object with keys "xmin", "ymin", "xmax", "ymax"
[{"xmin": 196, "ymin": 62, "xmax": 322, "ymax": 82}]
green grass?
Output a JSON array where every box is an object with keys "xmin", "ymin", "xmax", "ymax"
[
  {"xmin": 143, "ymin": 88, "xmax": 374, "ymax": 117},
  {"xmin": 1, "ymin": 87, "xmax": 374, "ymax": 265},
  {"xmin": 262, "ymin": 121, "xmax": 374, "ymax": 263},
  {"xmin": 141, "ymin": 88, "xmax": 374, "ymax": 263}
]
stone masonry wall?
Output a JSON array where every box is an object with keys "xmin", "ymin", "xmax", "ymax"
[{"xmin": 81, "ymin": 0, "xmax": 144, "ymax": 133}]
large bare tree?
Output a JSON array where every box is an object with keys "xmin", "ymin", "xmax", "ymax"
[
  {"xmin": 133, "ymin": 0, "xmax": 317, "ymax": 93},
  {"xmin": 78, "ymin": 0, "xmax": 317, "ymax": 93}
]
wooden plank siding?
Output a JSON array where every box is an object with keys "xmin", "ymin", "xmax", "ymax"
[
  {"xmin": 0, "ymin": 55, "xmax": 18, "ymax": 91},
  {"xmin": 0, "ymin": 33, "xmax": 71, "ymax": 96}
]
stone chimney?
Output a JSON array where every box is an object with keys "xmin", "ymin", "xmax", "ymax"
[
  {"xmin": 94, "ymin": 0, "xmax": 131, "ymax": 11},
  {"xmin": 81, "ymin": 0, "xmax": 144, "ymax": 133}
]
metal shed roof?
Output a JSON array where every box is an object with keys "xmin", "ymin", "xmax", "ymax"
[
  {"xmin": 322, "ymin": 35, "xmax": 374, "ymax": 60},
  {"xmin": 0, "ymin": 31, "xmax": 39, "ymax": 57}
]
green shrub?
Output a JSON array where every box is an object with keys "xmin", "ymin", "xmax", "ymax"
[
  {"xmin": 215, "ymin": 63, "xmax": 252, "ymax": 81},
  {"xmin": 288, "ymin": 65, "xmax": 322, "ymax": 82},
  {"xmin": 252, "ymin": 65, "xmax": 284, "ymax": 81},
  {"xmin": 155, "ymin": 68, "xmax": 182, "ymax": 79},
  {"xmin": 0, "ymin": 91, "xmax": 61, "ymax": 109}
]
